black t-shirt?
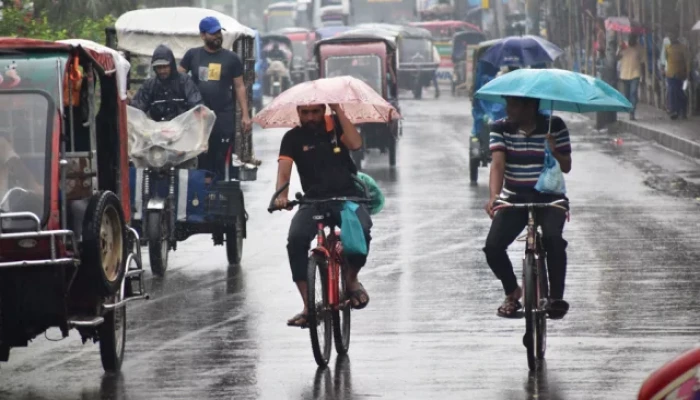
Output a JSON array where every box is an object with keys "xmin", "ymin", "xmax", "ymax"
[
  {"xmin": 279, "ymin": 116, "xmax": 359, "ymax": 199},
  {"xmin": 180, "ymin": 47, "xmax": 243, "ymax": 112}
]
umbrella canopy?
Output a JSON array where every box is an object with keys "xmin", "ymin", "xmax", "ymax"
[
  {"xmin": 474, "ymin": 68, "xmax": 633, "ymax": 113},
  {"xmin": 605, "ymin": 17, "xmax": 646, "ymax": 34},
  {"xmin": 253, "ymin": 76, "xmax": 401, "ymax": 128},
  {"xmin": 480, "ymin": 35, "xmax": 563, "ymax": 67},
  {"xmin": 693, "ymin": 20, "xmax": 700, "ymax": 31}
]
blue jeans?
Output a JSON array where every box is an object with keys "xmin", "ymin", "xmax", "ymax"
[
  {"xmin": 666, "ymin": 77, "xmax": 687, "ymax": 117},
  {"xmin": 621, "ymin": 78, "xmax": 639, "ymax": 114}
]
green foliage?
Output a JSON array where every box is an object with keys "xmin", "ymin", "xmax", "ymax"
[{"xmin": 0, "ymin": 7, "xmax": 116, "ymax": 43}]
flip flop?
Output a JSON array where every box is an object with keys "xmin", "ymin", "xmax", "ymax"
[
  {"xmin": 497, "ymin": 299, "xmax": 523, "ymax": 319},
  {"xmin": 286, "ymin": 313, "xmax": 308, "ymax": 328},
  {"xmin": 348, "ymin": 283, "xmax": 370, "ymax": 310}
]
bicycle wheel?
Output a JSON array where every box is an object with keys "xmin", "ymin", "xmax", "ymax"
[
  {"xmin": 536, "ymin": 252, "xmax": 549, "ymax": 361},
  {"xmin": 333, "ymin": 261, "xmax": 351, "ymax": 355},
  {"xmin": 523, "ymin": 252, "xmax": 538, "ymax": 371},
  {"xmin": 307, "ymin": 255, "xmax": 332, "ymax": 367}
]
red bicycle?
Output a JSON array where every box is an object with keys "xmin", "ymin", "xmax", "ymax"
[{"xmin": 269, "ymin": 182, "xmax": 370, "ymax": 367}]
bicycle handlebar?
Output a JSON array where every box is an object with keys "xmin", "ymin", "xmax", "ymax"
[
  {"xmin": 267, "ymin": 182, "xmax": 370, "ymax": 213},
  {"xmin": 492, "ymin": 199, "xmax": 569, "ymax": 212}
]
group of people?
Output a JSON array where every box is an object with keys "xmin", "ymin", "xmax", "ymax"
[
  {"xmin": 123, "ymin": 14, "xmax": 572, "ymax": 328},
  {"xmin": 612, "ymin": 29, "xmax": 691, "ymax": 121},
  {"xmin": 128, "ymin": 16, "xmax": 253, "ymax": 176}
]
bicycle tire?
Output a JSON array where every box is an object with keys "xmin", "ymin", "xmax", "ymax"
[
  {"xmin": 307, "ymin": 255, "xmax": 332, "ymax": 367},
  {"xmin": 536, "ymin": 252, "xmax": 549, "ymax": 361},
  {"xmin": 523, "ymin": 252, "xmax": 538, "ymax": 371},
  {"xmin": 333, "ymin": 261, "xmax": 351, "ymax": 355}
]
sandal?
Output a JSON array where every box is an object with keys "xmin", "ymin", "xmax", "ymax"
[
  {"xmin": 547, "ymin": 299, "xmax": 570, "ymax": 320},
  {"xmin": 497, "ymin": 298, "xmax": 523, "ymax": 318},
  {"xmin": 286, "ymin": 313, "xmax": 309, "ymax": 328},
  {"xmin": 348, "ymin": 283, "xmax": 370, "ymax": 310}
]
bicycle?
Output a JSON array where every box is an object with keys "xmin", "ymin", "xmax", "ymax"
[
  {"xmin": 492, "ymin": 198, "xmax": 569, "ymax": 371},
  {"xmin": 268, "ymin": 182, "xmax": 370, "ymax": 367}
]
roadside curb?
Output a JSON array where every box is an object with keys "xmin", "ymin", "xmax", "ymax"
[{"xmin": 613, "ymin": 119, "xmax": 700, "ymax": 159}]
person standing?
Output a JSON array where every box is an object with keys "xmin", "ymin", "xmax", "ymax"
[
  {"xmin": 664, "ymin": 33, "xmax": 690, "ymax": 120},
  {"xmin": 178, "ymin": 16, "xmax": 253, "ymax": 177},
  {"xmin": 617, "ymin": 35, "xmax": 644, "ymax": 120}
]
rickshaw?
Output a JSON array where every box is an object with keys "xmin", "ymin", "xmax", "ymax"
[
  {"xmin": 261, "ymin": 33, "xmax": 294, "ymax": 96},
  {"xmin": 110, "ymin": 7, "xmax": 257, "ymax": 274},
  {"xmin": 272, "ymin": 27, "xmax": 317, "ymax": 84},
  {"xmin": 410, "ymin": 20, "xmax": 481, "ymax": 86},
  {"xmin": 314, "ymin": 33, "xmax": 401, "ymax": 168},
  {"xmin": 0, "ymin": 37, "xmax": 147, "ymax": 371},
  {"xmin": 468, "ymin": 39, "xmax": 505, "ymax": 183},
  {"xmin": 355, "ymin": 23, "xmax": 439, "ymax": 100},
  {"xmin": 451, "ymin": 30, "xmax": 487, "ymax": 96}
]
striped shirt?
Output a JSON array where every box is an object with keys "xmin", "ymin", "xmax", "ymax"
[{"xmin": 489, "ymin": 115, "xmax": 571, "ymax": 191}]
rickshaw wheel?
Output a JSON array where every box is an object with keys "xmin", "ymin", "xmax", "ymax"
[
  {"xmin": 225, "ymin": 213, "xmax": 245, "ymax": 265},
  {"xmin": 147, "ymin": 211, "xmax": 169, "ymax": 276},
  {"xmin": 99, "ymin": 288, "xmax": 126, "ymax": 372},
  {"xmin": 82, "ymin": 191, "xmax": 127, "ymax": 296}
]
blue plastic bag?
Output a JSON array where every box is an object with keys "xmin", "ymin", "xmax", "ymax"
[
  {"xmin": 340, "ymin": 201, "xmax": 368, "ymax": 256},
  {"xmin": 534, "ymin": 141, "xmax": 566, "ymax": 195}
]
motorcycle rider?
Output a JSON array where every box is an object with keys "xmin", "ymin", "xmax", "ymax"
[
  {"xmin": 130, "ymin": 45, "xmax": 203, "ymax": 122},
  {"xmin": 265, "ymin": 42, "xmax": 287, "ymax": 62},
  {"xmin": 265, "ymin": 43, "xmax": 291, "ymax": 93}
]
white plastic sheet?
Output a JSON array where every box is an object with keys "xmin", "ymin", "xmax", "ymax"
[
  {"xmin": 127, "ymin": 105, "xmax": 216, "ymax": 169},
  {"xmin": 115, "ymin": 7, "xmax": 255, "ymax": 59}
]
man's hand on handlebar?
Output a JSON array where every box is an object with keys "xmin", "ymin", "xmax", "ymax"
[
  {"xmin": 485, "ymin": 196, "xmax": 498, "ymax": 219},
  {"xmin": 274, "ymin": 195, "xmax": 293, "ymax": 211}
]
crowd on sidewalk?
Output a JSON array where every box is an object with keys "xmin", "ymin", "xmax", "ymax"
[{"xmin": 598, "ymin": 26, "xmax": 695, "ymax": 122}]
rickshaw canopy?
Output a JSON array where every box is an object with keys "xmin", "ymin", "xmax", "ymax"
[
  {"xmin": 314, "ymin": 33, "xmax": 397, "ymax": 59},
  {"xmin": 0, "ymin": 38, "xmax": 131, "ymax": 100},
  {"xmin": 315, "ymin": 26, "xmax": 353, "ymax": 39},
  {"xmin": 410, "ymin": 20, "xmax": 481, "ymax": 39},
  {"xmin": 114, "ymin": 8, "xmax": 255, "ymax": 59},
  {"xmin": 261, "ymin": 33, "xmax": 293, "ymax": 49},
  {"xmin": 354, "ymin": 23, "xmax": 433, "ymax": 40}
]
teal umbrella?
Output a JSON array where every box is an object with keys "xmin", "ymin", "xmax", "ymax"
[{"xmin": 474, "ymin": 68, "xmax": 633, "ymax": 113}]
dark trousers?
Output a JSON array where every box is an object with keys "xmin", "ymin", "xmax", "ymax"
[
  {"xmin": 197, "ymin": 109, "xmax": 235, "ymax": 178},
  {"xmin": 621, "ymin": 78, "xmax": 640, "ymax": 114},
  {"xmin": 667, "ymin": 77, "xmax": 687, "ymax": 117},
  {"xmin": 483, "ymin": 200, "xmax": 568, "ymax": 299},
  {"xmin": 287, "ymin": 203, "xmax": 373, "ymax": 282}
]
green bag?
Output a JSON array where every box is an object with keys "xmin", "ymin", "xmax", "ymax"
[{"xmin": 355, "ymin": 172, "xmax": 385, "ymax": 215}]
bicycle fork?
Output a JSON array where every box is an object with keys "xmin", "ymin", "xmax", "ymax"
[{"xmin": 312, "ymin": 224, "xmax": 341, "ymax": 311}]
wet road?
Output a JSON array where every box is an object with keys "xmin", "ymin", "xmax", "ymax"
[{"xmin": 2, "ymin": 91, "xmax": 700, "ymax": 399}]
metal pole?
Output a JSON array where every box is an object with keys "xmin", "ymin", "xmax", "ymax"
[
  {"xmin": 526, "ymin": 0, "xmax": 540, "ymax": 36},
  {"xmin": 494, "ymin": 0, "xmax": 507, "ymax": 38},
  {"xmin": 232, "ymin": 0, "xmax": 238, "ymax": 19}
]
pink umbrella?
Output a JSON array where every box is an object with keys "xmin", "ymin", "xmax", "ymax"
[{"xmin": 253, "ymin": 76, "xmax": 401, "ymax": 129}]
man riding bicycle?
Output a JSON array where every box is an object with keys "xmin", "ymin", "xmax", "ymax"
[
  {"xmin": 484, "ymin": 96, "xmax": 571, "ymax": 320},
  {"xmin": 274, "ymin": 104, "xmax": 372, "ymax": 327}
]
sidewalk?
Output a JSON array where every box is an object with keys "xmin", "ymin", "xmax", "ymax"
[{"xmin": 613, "ymin": 104, "xmax": 700, "ymax": 159}]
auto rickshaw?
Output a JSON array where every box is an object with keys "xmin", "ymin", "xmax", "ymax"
[
  {"xmin": 315, "ymin": 25, "xmax": 353, "ymax": 40},
  {"xmin": 314, "ymin": 33, "xmax": 401, "ymax": 168},
  {"xmin": 261, "ymin": 33, "xmax": 293, "ymax": 96},
  {"xmin": 469, "ymin": 39, "xmax": 504, "ymax": 183},
  {"xmin": 410, "ymin": 20, "xmax": 481, "ymax": 86},
  {"xmin": 451, "ymin": 30, "xmax": 486, "ymax": 96},
  {"xmin": 355, "ymin": 23, "xmax": 439, "ymax": 100},
  {"xmin": 110, "ymin": 7, "xmax": 257, "ymax": 274},
  {"xmin": 0, "ymin": 37, "xmax": 148, "ymax": 371},
  {"xmin": 272, "ymin": 27, "xmax": 317, "ymax": 84}
]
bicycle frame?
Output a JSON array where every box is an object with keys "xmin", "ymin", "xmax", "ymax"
[{"xmin": 311, "ymin": 220, "xmax": 343, "ymax": 310}]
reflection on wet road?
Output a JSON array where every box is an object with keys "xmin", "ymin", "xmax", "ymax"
[{"xmin": 1, "ymin": 92, "xmax": 700, "ymax": 400}]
